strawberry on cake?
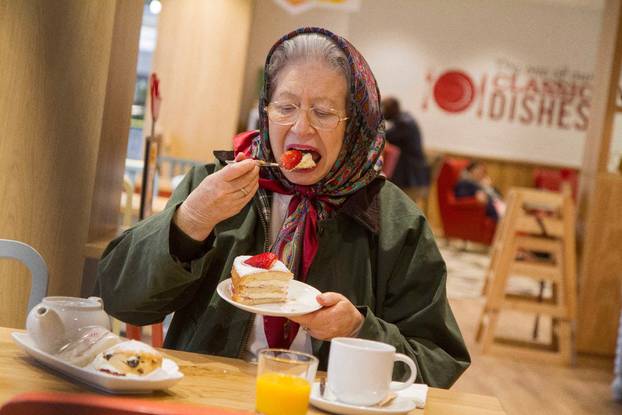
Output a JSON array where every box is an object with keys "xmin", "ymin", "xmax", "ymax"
[
  {"xmin": 231, "ymin": 253, "xmax": 293, "ymax": 305},
  {"xmin": 280, "ymin": 149, "xmax": 317, "ymax": 171}
]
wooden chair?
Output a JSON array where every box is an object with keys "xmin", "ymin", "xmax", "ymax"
[
  {"xmin": 125, "ymin": 322, "xmax": 164, "ymax": 348},
  {"xmin": 533, "ymin": 167, "xmax": 578, "ymax": 201},
  {"xmin": 0, "ymin": 239, "xmax": 48, "ymax": 314},
  {"xmin": 109, "ymin": 319, "xmax": 165, "ymax": 348},
  {"xmin": 156, "ymin": 156, "xmax": 201, "ymax": 197},
  {"xmin": 476, "ymin": 188, "xmax": 577, "ymax": 364},
  {"xmin": 120, "ymin": 174, "xmax": 134, "ymax": 227}
]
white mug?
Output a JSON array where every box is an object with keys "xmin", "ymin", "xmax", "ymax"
[{"xmin": 327, "ymin": 337, "xmax": 417, "ymax": 406}]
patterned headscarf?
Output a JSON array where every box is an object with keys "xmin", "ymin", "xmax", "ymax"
[{"xmin": 237, "ymin": 27, "xmax": 385, "ymax": 348}]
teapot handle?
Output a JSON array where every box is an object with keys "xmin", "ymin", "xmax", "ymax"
[{"xmin": 88, "ymin": 296, "xmax": 104, "ymax": 306}]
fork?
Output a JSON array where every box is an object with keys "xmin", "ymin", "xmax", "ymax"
[{"xmin": 225, "ymin": 160, "xmax": 280, "ymax": 167}]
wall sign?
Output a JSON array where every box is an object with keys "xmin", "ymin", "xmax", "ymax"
[{"xmin": 422, "ymin": 59, "xmax": 592, "ymax": 132}]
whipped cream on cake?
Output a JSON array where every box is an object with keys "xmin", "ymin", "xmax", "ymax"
[
  {"xmin": 231, "ymin": 254, "xmax": 293, "ymax": 305},
  {"xmin": 294, "ymin": 153, "xmax": 316, "ymax": 169}
]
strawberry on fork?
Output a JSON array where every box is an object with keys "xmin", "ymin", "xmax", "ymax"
[{"xmin": 280, "ymin": 150, "xmax": 303, "ymax": 171}]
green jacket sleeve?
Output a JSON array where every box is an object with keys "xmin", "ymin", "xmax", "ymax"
[
  {"xmin": 94, "ymin": 165, "xmax": 213, "ymax": 325},
  {"xmin": 357, "ymin": 193, "xmax": 470, "ymax": 388}
]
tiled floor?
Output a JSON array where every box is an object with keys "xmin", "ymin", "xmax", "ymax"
[
  {"xmin": 441, "ymin": 243, "xmax": 489, "ymax": 299},
  {"xmin": 441, "ymin": 240, "xmax": 551, "ymax": 301}
]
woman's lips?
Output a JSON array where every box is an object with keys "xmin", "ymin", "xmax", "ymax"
[{"xmin": 285, "ymin": 143, "xmax": 316, "ymax": 151}]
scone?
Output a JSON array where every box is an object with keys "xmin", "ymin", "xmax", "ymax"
[
  {"xmin": 92, "ymin": 340, "xmax": 163, "ymax": 376},
  {"xmin": 231, "ymin": 253, "xmax": 293, "ymax": 305},
  {"xmin": 55, "ymin": 326, "xmax": 121, "ymax": 367}
]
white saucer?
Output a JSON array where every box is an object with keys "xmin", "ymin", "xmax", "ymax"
[
  {"xmin": 216, "ymin": 278, "xmax": 322, "ymax": 317},
  {"xmin": 309, "ymin": 382, "xmax": 416, "ymax": 415},
  {"xmin": 12, "ymin": 332, "xmax": 183, "ymax": 394}
]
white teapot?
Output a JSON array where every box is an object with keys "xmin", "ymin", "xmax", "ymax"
[{"xmin": 26, "ymin": 296, "xmax": 111, "ymax": 353}]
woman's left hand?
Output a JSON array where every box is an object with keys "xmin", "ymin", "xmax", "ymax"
[{"xmin": 289, "ymin": 292, "xmax": 364, "ymax": 341}]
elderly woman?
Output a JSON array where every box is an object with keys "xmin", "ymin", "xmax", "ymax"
[{"xmin": 95, "ymin": 27, "xmax": 470, "ymax": 387}]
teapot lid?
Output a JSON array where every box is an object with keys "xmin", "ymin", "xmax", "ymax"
[{"xmin": 42, "ymin": 296, "xmax": 104, "ymax": 310}]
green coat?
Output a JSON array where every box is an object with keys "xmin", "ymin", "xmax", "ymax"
[{"xmin": 95, "ymin": 163, "xmax": 470, "ymax": 388}]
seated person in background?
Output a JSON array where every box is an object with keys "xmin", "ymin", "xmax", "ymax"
[
  {"xmin": 381, "ymin": 97, "xmax": 430, "ymax": 207},
  {"xmin": 454, "ymin": 161, "xmax": 505, "ymax": 221},
  {"xmin": 95, "ymin": 27, "xmax": 470, "ymax": 388}
]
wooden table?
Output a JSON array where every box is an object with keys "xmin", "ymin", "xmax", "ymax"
[{"xmin": 0, "ymin": 328, "xmax": 506, "ymax": 414}]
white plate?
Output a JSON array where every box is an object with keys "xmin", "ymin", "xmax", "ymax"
[
  {"xmin": 12, "ymin": 332, "xmax": 183, "ymax": 394},
  {"xmin": 309, "ymin": 381, "xmax": 416, "ymax": 415},
  {"xmin": 216, "ymin": 278, "xmax": 322, "ymax": 317}
]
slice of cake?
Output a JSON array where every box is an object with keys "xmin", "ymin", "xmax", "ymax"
[
  {"xmin": 231, "ymin": 253, "xmax": 294, "ymax": 305},
  {"xmin": 92, "ymin": 340, "xmax": 163, "ymax": 376}
]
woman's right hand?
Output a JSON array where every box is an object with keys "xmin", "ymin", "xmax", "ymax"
[{"xmin": 174, "ymin": 153, "xmax": 259, "ymax": 241}]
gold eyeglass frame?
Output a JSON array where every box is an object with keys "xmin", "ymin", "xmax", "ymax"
[{"xmin": 264, "ymin": 101, "xmax": 349, "ymax": 130}]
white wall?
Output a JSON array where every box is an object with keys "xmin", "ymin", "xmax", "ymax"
[{"xmin": 242, "ymin": 0, "xmax": 603, "ymax": 167}]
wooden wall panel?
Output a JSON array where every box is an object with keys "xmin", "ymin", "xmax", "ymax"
[
  {"xmin": 0, "ymin": 0, "xmax": 142, "ymax": 328},
  {"xmin": 87, "ymin": 1, "xmax": 143, "ymax": 240},
  {"xmin": 148, "ymin": 0, "xmax": 253, "ymax": 161},
  {"xmin": 577, "ymin": 173, "xmax": 622, "ymax": 355},
  {"xmin": 576, "ymin": 0, "xmax": 622, "ymax": 355}
]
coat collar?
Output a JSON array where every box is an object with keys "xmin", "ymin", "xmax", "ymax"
[{"xmin": 338, "ymin": 177, "xmax": 383, "ymax": 234}]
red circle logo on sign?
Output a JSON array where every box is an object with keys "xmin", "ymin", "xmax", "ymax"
[{"xmin": 433, "ymin": 71, "xmax": 475, "ymax": 113}]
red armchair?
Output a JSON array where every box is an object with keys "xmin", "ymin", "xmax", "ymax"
[
  {"xmin": 533, "ymin": 167, "xmax": 578, "ymax": 201},
  {"xmin": 436, "ymin": 158, "xmax": 496, "ymax": 245}
]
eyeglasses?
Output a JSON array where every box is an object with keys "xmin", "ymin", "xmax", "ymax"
[{"xmin": 265, "ymin": 101, "xmax": 348, "ymax": 130}]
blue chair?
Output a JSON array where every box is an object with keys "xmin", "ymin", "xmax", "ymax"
[{"xmin": 0, "ymin": 239, "xmax": 48, "ymax": 314}]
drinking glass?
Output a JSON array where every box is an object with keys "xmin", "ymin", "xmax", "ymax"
[{"xmin": 255, "ymin": 348, "xmax": 318, "ymax": 415}]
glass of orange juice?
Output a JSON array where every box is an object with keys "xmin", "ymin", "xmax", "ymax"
[{"xmin": 255, "ymin": 348, "xmax": 318, "ymax": 415}]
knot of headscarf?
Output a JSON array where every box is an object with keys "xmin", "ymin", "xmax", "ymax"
[
  {"xmin": 235, "ymin": 27, "xmax": 385, "ymax": 349},
  {"xmin": 258, "ymin": 178, "xmax": 333, "ymax": 280}
]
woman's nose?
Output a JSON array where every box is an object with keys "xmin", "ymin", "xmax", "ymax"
[{"xmin": 291, "ymin": 109, "xmax": 315, "ymax": 135}]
